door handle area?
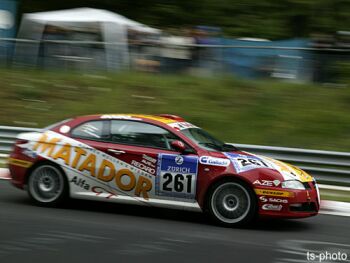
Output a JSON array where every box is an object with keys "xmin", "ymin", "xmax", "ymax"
[{"xmin": 107, "ymin": 149, "xmax": 126, "ymax": 155}]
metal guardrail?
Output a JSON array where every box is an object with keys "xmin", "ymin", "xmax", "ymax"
[
  {"xmin": 1, "ymin": 125, "xmax": 349, "ymax": 186},
  {"xmin": 0, "ymin": 126, "xmax": 41, "ymax": 165}
]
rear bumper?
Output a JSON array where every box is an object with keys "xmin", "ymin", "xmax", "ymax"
[
  {"xmin": 9, "ymin": 164, "xmax": 27, "ymax": 189},
  {"xmin": 255, "ymin": 183, "xmax": 320, "ymax": 219},
  {"xmin": 8, "ymin": 152, "xmax": 33, "ymax": 190}
]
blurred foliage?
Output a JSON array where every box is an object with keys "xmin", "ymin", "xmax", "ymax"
[
  {"xmin": 337, "ymin": 61, "xmax": 350, "ymax": 83},
  {"xmin": 19, "ymin": 0, "xmax": 350, "ymax": 39},
  {"xmin": 1, "ymin": 69, "xmax": 350, "ymax": 152},
  {"xmin": 321, "ymin": 190, "xmax": 350, "ymax": 202}
]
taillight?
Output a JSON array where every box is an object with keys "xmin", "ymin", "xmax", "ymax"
[{"xmin": 15, "ymin": 139, "xmax": 28, "ymax": 145}]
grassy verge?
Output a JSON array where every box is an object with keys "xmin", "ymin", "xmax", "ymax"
[
  {"xmin": 320, "ymin": 189, "xmax": 350, "ymax": 203},
  {"xmin": 1, "ymin": 68, "xmax": 350, "ymax": 152}
]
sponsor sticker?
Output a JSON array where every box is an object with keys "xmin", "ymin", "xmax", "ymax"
[
  {"xmin": 168, "ymin": 122, "xmax": 198, "ymax": 131},
  {"xmin": 92, "ymin": 186, "xmax": 117, "ymax": 199},
  {"xmin": 29, "ymin": 131, "xmax": 153, "ymax": 199},
  {"xmin": 70, "ymin": 175, "xmax": 90, "ymax": 190},
  {"xmin": 259, "ymin": 196, "xmax": 288, "ymax": 203},
  {"xmin": 142, "ymin": 154, "xmax": 157, "ymax": 166},
  {"xmin": 156, "ymin": 154, "xmax": 198, "ymax": 199},
  {"xmin": 262, "ymin": 204, "xmax": 283, "ymax": 211},
  {"xmin": 255, "ymin": 189, "xmax": 295, "ymax": 197},
  {"xmin": 131, "ymin": 159, "xmax": 156, "ymax": 175},
  {"xmin": 199, "ymin": 156, "xmax": 230, "ymax": 167},
  {"xmin": 253, "ymin": 179, "xmax": 280, "ymax": 187},
  {"xmin": 175, "ymin": 155, "xmax": 184, "ymax": 165},
  {"xmin": 224, "ymin": 152, "xmax": 275, "ymax": 173},
  {"xmin": 100, "ymin": 115, "xmax": 142, "ymax": 120},
  {"xmin": 8, "ymin": 158, "xmax": 32, "ymax": 168},
  {"xmin": 69, "ymin": 175, "xmax": 118, "ymax": 199}
]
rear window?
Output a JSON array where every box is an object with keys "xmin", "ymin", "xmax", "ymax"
[
  {"xmin": 71, "ymin": 121, "xmax": 107, "ymax": 139},
  {"xmin": 110, "ymin": 120, "xmax": 178, "ymax": 149}
]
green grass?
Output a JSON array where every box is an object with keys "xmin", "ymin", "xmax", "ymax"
[
  {"xmin": 1, "ymin": 68, "xmax": 350, "ymax": 152},
  {"xmin": 320, "ymin": 190, "xmax": 350, "ymax": 203}
]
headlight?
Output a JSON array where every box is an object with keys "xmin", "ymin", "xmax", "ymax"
[{"xmin": 281, "ymin": 180, "xmax": 305, "ymax": 190}]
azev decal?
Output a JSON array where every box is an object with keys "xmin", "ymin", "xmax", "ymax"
[{"xmin": 253, "ymin": 180, "xmax": 280, "ymax": 187}]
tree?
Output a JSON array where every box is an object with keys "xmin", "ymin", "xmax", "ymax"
[{"xmin": 19, "ymin": 0, "xmax": 350, "ymax": 39}]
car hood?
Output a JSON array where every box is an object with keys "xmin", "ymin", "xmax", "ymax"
[
  {"xmin": 209, "ymin": 150, "xmax": 314, "ymax": 183},
  {"xmin": 256, "ymin": 154, "xmax": 313, "ymax": 182}
]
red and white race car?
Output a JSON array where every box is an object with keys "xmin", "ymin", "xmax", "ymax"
[{"xmin": 8, "ymin": 114, "xmax": 320, "ymax": 226}]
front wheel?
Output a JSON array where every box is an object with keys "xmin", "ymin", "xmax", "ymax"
[
  {"xmin": 27, "ymin": 164, "xmax": 68, "ymax": 206},
  {"xmin": 207, "ymin": 180, "xmax": 257, "ymax": 227}
]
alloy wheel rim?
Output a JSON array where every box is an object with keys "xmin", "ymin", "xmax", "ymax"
[
  {"xmin": 29, "ymin": 165, "xmax": 64, "ymax": 203},
  {"xmin": 211, "ymin": 182, "xmax": 251, "ymax": 224}
]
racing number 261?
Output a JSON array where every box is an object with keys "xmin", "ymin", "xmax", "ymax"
[{"xmin": 162, "ymin": 173, "xmax": 192, "ymax": 193}]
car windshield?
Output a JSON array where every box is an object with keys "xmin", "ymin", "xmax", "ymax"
[{"xmin": 181, "ymin": 128, "xmax": 237, "ymax": 152}]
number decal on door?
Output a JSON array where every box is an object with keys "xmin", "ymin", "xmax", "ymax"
[
  {"xmin": 156, "ymin": 154, "xmax": 198, "ymax": 199},
  {"xmin": 162, "ymin": 173, "xmax": 173, "ymax": 191},
  {"xmin": 161, "ymin": 173, "xmax": 193, "ymax": 194}
]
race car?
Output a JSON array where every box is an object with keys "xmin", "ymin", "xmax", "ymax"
[{"xmin": 8, "ymin": 114, "xmax": 320, "ymax": 226}]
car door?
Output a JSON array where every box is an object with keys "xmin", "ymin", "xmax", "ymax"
[{"xmin": 102, "ymin": 120, "xmax": 199, "ymax": 203}]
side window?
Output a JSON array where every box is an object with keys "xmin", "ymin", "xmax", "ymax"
[
  {"xmin": 71, "ymin": 121, "xmax": 107, "ymax": 140},
  {"xmin": 110, "ymin": 120, "xmax": 180, "ymax": 150}
]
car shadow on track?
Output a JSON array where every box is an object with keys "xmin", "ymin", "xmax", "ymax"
[{"xmin": 10, "ymin": 192, "xmax": 314, "ymax": 232}]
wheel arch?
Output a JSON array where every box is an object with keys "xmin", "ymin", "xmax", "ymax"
[
  {"xmin": 202, "ymin": 173, "xmax": 257, "ymax": 212},
  {"xmin": 24, "ymin": 159, "xmax": 69, "ymax": 189}
]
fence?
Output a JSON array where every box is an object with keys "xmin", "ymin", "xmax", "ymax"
[
  {"xmin": 0, "ymin": 126, "xmax": 41, "ymax": 165},
  {"xmin": 1, "ymin": 125, "xmax": 349, "ymax": 187},
  {"xmin": 1, "ymin": 37, "xmax": 350, "ymax": 83}
]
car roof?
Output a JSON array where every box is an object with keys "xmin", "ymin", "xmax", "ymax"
[{"xmin": 78, "ymin": 114, "xmax": 186, "ymax": 126}]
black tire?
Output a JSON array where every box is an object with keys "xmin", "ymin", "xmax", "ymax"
[
  {"xmin": 27, "ymin": 164, "xmax": 68, "ymax": 207},
  {"xmin": 206, "ymin": 179, "xmax": 257, "ymax": 227}
]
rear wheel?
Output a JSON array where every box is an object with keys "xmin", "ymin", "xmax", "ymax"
[
  {"xmin": 207, "ymin": 179, "xmax": 256, "ymax": 227},
  {"xmin": 27, "ymin": 164, "xmax": 68, "ymax": 206}
]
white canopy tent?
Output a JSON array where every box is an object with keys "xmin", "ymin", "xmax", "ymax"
[{"xmin": 15, "ymin": 8, "xmax": 160, "ymax": 70}]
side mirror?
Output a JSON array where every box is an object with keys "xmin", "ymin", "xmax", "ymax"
[{"xmin": 170, "ymin": 140, "xmax": 186, "ymax": 153}]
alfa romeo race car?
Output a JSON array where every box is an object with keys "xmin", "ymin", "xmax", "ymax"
[{"xmin": 8, "ymin": 114, "xmax": 320, "ymax": 226}]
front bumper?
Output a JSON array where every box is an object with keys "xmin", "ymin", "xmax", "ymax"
[{"xmin": 255, "ymin": 181, "xmax": 320, "ymax": 219}]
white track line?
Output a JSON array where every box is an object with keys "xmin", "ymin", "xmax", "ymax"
[{"xmin": 320, "ymin": 200, "xmax": 350, "ymax": 217}]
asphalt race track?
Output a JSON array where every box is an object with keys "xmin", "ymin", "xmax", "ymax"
[{"xmin": 0, "ymin": 180, "xmax": 349, "ymax": 263}]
